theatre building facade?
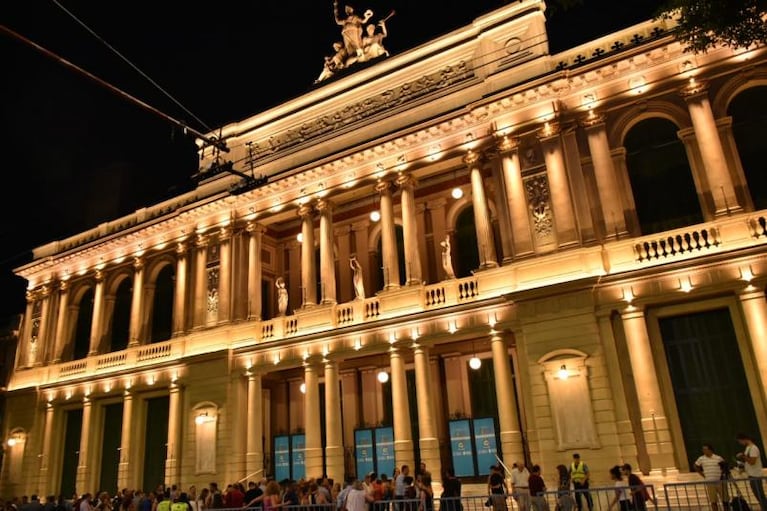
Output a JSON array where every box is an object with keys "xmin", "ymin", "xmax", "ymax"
[{"xmin": 4, "ymin": 0, "xmax": 767, "ymax": 498}]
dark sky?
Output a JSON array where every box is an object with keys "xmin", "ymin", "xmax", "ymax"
[{"xmin": 0, "ymin": 0, "xmax": 665, "ymax": 318}]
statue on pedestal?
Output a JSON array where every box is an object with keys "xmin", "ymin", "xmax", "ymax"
[
  {"xmin": 441, "ymin": 234, "xmax": 456, "ymax": 279},
  {"xmin": 276, "ymin": 277, "xmax": 289, "ymax": 316},
  {"xmin": 350, "ymin": 255, "xmax": 366, "ymax": 300}
]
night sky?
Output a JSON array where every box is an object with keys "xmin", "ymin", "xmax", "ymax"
[{"xmin": 0, "ymin": 0, "xmax": 665, "ymax": 318}]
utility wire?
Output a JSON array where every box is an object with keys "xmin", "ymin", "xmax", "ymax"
[
  {"xmin": 0, "ymin": 23, "xmax": 228, "ymax": 153},
  {"xmin": 51, "ymin": 0, "xmax": 214, "ymax": 134}
]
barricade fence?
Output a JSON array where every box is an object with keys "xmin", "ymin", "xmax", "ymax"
[
  {"xmin": 663, "ymin": 476, "xmax": 767, "ymax": 511},
  {"xmin": 535, "ymin": 485, "xmax": 657, "ymax": 511}
]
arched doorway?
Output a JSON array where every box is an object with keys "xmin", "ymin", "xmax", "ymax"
[
  {"xmin": 454, "ymin": 206, "xmax": 479, "ymax": 278},
  {"xmin": 109, "ymin": 278, "xmax": 132, "ymax": 352},
  {"xmin": 72, "ymin": 288, "xmax": 94, "ymax": 359},
  {"xmin": 728, "ymin": 85, "xmax": 767, "ymax": 210},
  {"xmin": 149, "ymin": 264, "xmax": 174, "ymax": 343}
]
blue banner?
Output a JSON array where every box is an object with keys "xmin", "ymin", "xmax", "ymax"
[
  {"xmin": 291, "ymin": 434, "xmax": 306, "ymax": 480},
  {"xmin": 375, "ymin": 427, "xmax": 395, "ymax": 478},
  {"xmin": 355, "ymin": 429, "xmax": 375, "ymax": 480},
  {"xmin": 449, "ymin": 420, "xmax": 475, "ymax": 477},
  {"xmin": 274, "ymin": 435, "xmax": 290, "ymax": 482},
  {"xmin": 473, "ymin": 418, "xmax": 498, "ymax": 475}
]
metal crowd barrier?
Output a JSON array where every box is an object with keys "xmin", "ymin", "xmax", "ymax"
[
  {"xmin": 663, "ymin": 476, "xmax": 767, "ymax": 511},
  {"xmin": 531, "ymin": 485, "xmax": 658, "ymax": 511}
]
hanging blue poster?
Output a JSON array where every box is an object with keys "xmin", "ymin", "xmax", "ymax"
[
  {"xmin": 375, "ymin": 427, "xmax": 395, "ymax": 478},
  {"xmin": 473, "ymin": 418, "xmax": 498, "ymax": 474},
  {"xmin": 274, "ymin": 435, "xmax": 291, "ymax": 482},
  {"xmin": 355, "ymin": 429, "xmax": 375, "ymax": 480},
  {"xmin": 449, "ymin": 419, "xmax": 475, "ymax": 477},
  {"xmin": 291, "ymin": 434, "xmax": 306, "ymax": 480}
]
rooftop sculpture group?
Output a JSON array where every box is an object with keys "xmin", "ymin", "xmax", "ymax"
[{"xmin": 316, "ymin": 1, "xmax": 395, "ymax": 83}]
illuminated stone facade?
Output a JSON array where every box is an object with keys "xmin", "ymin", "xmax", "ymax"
[{"xmin": 3, "ymin": 0, "xmax": 767, "ymax": 499}]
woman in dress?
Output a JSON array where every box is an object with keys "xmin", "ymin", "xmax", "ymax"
[
  {"xmin": 361, "ymin": 21, "xmax": 389, "ymax": 61},
  {"xmin": 350, "ymin": 255, "xmax": 365, "ymax": 299}
]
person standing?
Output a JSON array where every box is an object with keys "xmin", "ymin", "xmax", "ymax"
[
  {"xmin": 695, "ymin": 444, "xmax": 727, "ymax": 511},
  {"xmin": 487, "ymin": 465, "xmax": 508, "ymax": 511},
  {"xmin": 510, "ymin": 462, "xmax": 531, "ymax": 511},
  {"xmin": 569, "ymin": 454, "xmax": 592, "ymax": 511},
  {"xmin": 528, "ymin": 465, "xmax": 548, "ymax": 511},
  {"xmin": 555, "ymin": 465, "xmax": 574, "ymax": 511},
  {"xmin": 607, "ymin": 466, "xmax": 631, "ymax": 511},
  {"xmin": 621, "ymin": 464, "xmax": 654, "ymax": 511},
  {"xmin": 440, "ymin": 467, "xmax": 462, "ymax": 511},
  {"xmin": 736, "ymin": 433, "xmax": 767, "ymax": 510}
]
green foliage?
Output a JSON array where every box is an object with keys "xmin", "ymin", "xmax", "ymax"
[{"xmin": 655, "ymin": 0, "xmax": 767, "ymax": 53}]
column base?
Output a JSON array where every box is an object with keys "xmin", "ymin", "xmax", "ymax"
[
  {"xmin": 394, "ymin": 439, "xmax": 415, "ymax": 471},
  {"xmin": 304, "ymin": 447, "xmax": 325, "ymax": 480},
  {"xmin": 478, "ymin": 261, "xmax": 499, "ymax": 270}
]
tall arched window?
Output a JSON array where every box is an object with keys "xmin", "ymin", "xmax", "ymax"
[
  {"xmin": 72, "ymin": 288, "xmax": 94, "ymax": 360},
  {"xmin": 149, "ymin": 265, "xmax": 174, "ymax": 343},
  {"xmin": 109, "ymin": 278, "xmax": 132, "ymax": 352},
  {"xmin": 625, "ymin": 118, "xmax": 703, "ymax": 235},
  {"xmin": 375, "ymin": 225, "xmax": 406, "ymax": 290},
  {"xmin": 454, "ymin": 207, "xmax": 479, "ymax": 278},
  {"xmin": 728, "ymin": 86, "xmax": 767, "ymax": 210}
]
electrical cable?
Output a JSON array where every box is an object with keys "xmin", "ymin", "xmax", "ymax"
[{"xmin": 50, "ymin": 0, "xmax": 215, "ymax": 134}]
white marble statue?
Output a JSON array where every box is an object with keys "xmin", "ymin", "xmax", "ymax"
[
  {"xmin": 350, "ymin": 255, "xmax": 366, "ymax": 299},
  {"xmin": 276, "ymin": 276, "xmax": 288, "ymax": 316},
  {"xmin": 440, "ymin": 234, "xmax": 456, "ymax": 279}
]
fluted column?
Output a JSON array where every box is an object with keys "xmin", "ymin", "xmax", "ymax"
[
  {"xmin": 317, "ymin": 199, "xmax": 337, "ymax": 304},
  {"xmin": 52, "ymin": 280, "xmax": 70, "ymax": 363},
  {"xmin": 173, "ymin": 242, "xmax": 188, "ymax": 336},
  {"xmin": 246, "ymin": 372, "xmax": 264, "ymax": 478},
  {"xmin": 739, "ymin": 288, "xmax": 767, "ymax": 399},
  {"xmin": 165, "ymin": 383, "xmax": 183, "ymax": 486},
  {"xmin": 76, "ymin": 396, "xmax": 93, "ymax": 493},
  {"xmin": 246, "ymin": 223, "xmax": 265, "ymax": 320},
  {"xmin": 299, "ymin": 205, "xmax": 318, "ymax": 307},
  {"xmin": 118, "ymin": 389, "xmax": 134, "ymax": 489},
  {"xmin": 324, "ymin": 360, "xmax": 344, "ymax": 483},
  {"xmin": 621, "ymin": 307, "xmax": 675, "ymax": 473},
  {"xmin": 304, "ymin": 362, "xmax": 323, "ymax": 478},
  {"xmin": 217, "ymin": 227, "xmax": 233, "ymax": 323},
  {"xmin": 129, "ymin": 257, "xmax": 145, "ymax": 346},
  {"xmin": 390, "ymin": 347, "xmax": 414, "ymax": 468},
  {"xmin": 88, "ymin": 270, "xmax": 105, "ymax": 356},
  {"xmin": 582, "ymin": 114, "xmax": 627, "ymax": 238},
  {"xmin": 497, "ymin": 135, "xmax": 534, "ymax": 258},
  {"xmin": 681, "ymin": 82, "xmax": 741, "ymax": 215},
  {"xmin": 490, "ymin": 334, "xmax": 524, "ymax": 463},
  {"xmin": 538, "ymin": 124, "xmax": 579, "ymax": 246},
  {"xmin": 193, "ymin": 234, "xmax": 208, "ymax": 328},
  {"xmin": 38, "ymin": 401, "xmax": 55, "ymax": 495},
  {"xmin": 465, "ymin": 150, "xmax": 498, "ymax": 268},
  {"xmin": 35, "ymin": 286, "xmax": 51, "ymax": 365},
  {"xmin": 413, "ymin": 344, "xmax": 441, "ymax": 480},
  {"xmin": 396, "ymin": 174, "xmax": 422, "ymax": 285},
  {"xmin": 377, "ymin": 181, "xmax": 401, "ymax": 289},
  {"xmin": 19, "ymin": 292, "xmax": 35, "ymax": 367}
]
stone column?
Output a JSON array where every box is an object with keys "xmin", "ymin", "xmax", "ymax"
[
  {"xmin": 490, "ymin": 155, "xmax": 515, "ymax": 264},
  {"xmin": 490, "ymin": 334, "xmax": 525, "ymax": 463},
  {"xmin": 390, "ymin": 347, "xmax": 415, "ymax": 469},
  {"xmin": 465, "ymin": 150, "xmax": 498, "ymax": 269},
  {"xmin": 129, "ymin": 257, "xmax": 145, "ymax": 346},
  {"xmin": 52, "ymin": 280, "xmax": 70, "ymax": 363},
  {"xmin": 413, "ymin": 344, "xmax": 442, "ymax": 480},
  {"xmin": 173, "ymin": 242, "xmax": 188, "ymax": 336},
  {"xmin": 538, "ymin": 124, "xmax": 579, "ymax": 246},
  {"xmin": 304, "ymin": 362, "xmax": 323, "ymax": 478},
  {"xmin": 582, "ymin": 114, "xmax": 627, "ymax": 238},
  {"xmin": 324, "ymin": 360, "xmax": 344, "ymax": 483},
  {"xmin": 32, "ymin": 286, "xmax": 50, "ymax": 365},
  {"xmin": 317, "ymin": 199, "xmax": 337, "ymax": 304},
  {"xmin": 165, "ymin": 383, "xmax": 183, "ymax": 486},
  {"xmin": 217, "ymin": 227, "xmax": 233, "ymax": 323},
  {"xmin": 681, "ymin": 82, "xmax": 741, "ymax": 215},
  {"xmin": 497, "ymin": 135, "xmax": 534, "ymax": 258},
  {"xmin": 38, "ymin": 401, "xmax": 55, "ymax": 495},
  {"xmin": 76, "ymin": 396, "xmax": 93, "ymax": 493},
  {"xmin": 193, "ymin": 234, "xmax": 208, "ymax": 328},
  {"xmin": 376, "ymin": 181, "xmax": 401, "ymax": 289},
  {"xmin": 738, "ymin": 289, "xmax": 767, "ymax": 399},
  {"xmin": 299, "ymin": 205, "xmax": 318, "ymax": 307},
  {"xmin": 118, "ymin": 389, "xmax": 134, "ymax": 489},
  {"xmin": 621, "ymin": 307, "xmax": 675, "ymax": 473},
  {"xmin": 18, "ymin": 292, "xmax": 34, "ymax": 367},
  {"xmin": 247, "ymin": 223, "xmax": 265, "ymax": 320},
  {"xmin": 88, "ymin": 270, "xmax": 105, "ymax": 356},
  {"xmin": 397, "ymin": 174, "xmax": 423, "ymax": 285},
  {"xmin": 246, "ymin": 372, "xmax": 264, "ymax": 478}
]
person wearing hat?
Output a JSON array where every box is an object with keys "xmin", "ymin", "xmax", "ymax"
[{"xmin": 568, "ymin": 454, "xmax": 593, "ymax": 511}]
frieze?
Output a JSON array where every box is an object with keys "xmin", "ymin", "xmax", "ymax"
[{"xmin": 245, "ymin": 61, "xmax": 473, "ymax": 162}]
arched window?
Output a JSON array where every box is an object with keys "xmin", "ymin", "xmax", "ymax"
[
  {"xmin": 454, "ymin": 207, "xmax": 479, "ymax": 278},
  {"xmin": 728, "ymin": 86, "xmax": 767, "ymax": 210},
  {"xmin": 108, "ymin": 278, "xmax": 132, "ymax": 352},
  {"xmin": 625, "ymin": 118, "xmax": 703, "ymax": 235},
  {"xmin": 376, "ymin": 225, "xmax": 406, "ymax": 290},
  {"xmin": 149, "ymin": 265, "xmax": 174, "ymax": 343},
  {"xmin": 72, "ymin": 288, "xmax": 94, "ymax": 360}
]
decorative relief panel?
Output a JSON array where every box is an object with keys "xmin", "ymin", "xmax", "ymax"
[
  {"xmin": 524, "ymin": 173, "xmax": 556, "ymax": 247},
  {"xmin": 206, "ymin": 267, "xmax": 220, "ymax": 321}
]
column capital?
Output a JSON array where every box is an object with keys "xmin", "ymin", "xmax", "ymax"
[
  {"xmin": 218, "ymin": 225, "xmax": 232, "ymax": 241},
  {"xmin": 297, "ymin": 204, "xmax": 314, "ymax": 219},
  {"xmin": 580, "ymin": 112, "xmax": 607, "ymax": 129},
  {"xmin": 536, "ymin": 121, "xmax": 561, "ymax": 140},
  {"xmin": 738, "ymin": 287, "xmax": 767, "ymax": 301},
  {"xmin": 195, "ymin": 233, "xmax": 208, "ymax": 248},
  {"xmin": 175, "ymin": 240, "xmax": 188, "ymax": 256},
  {"xmin": 39, "ymin": 284, "xmax": 51, "ymax": 298},
  {"xmin": 59, "ymin": 279, "xmax": 69, "ymax": 293},
  {"xmin": 133, "ymin": 256, "xmax": 144, "ymax": 271},
  {"xmin": 679, "ymin": 79, "xmax": 710, "ymax": 100},
  {"xmin": 375, "ymin": 179, "xmax": 393, "ymax": 194},
  {"xmin": 25, "ymin": 289, "xmax": 34, "ymax": 303},
  {"xmin": 94, "ymin": 269, "xmax": 105, "ymax": 283},
  {"xmin": 395, "ymin": 172, "xmax": 417, "ymax": 189},
  {"xmin": 620, "ymin": 305, "xmax": 646, "ymax": 320},
  {"xmin": 246, "ymin": 221, "xmax": 266, "ymax": 234},
  {"xmin": 495, "ymin": 134, "xmax": 520, "ymax": 154},
  {"xmin": 316, "ymin": 198, "xmax": 334, "ymax": 213},
  {"xmin": 463, "ymin": 149, "xmax": 481, "ymax": 167}
]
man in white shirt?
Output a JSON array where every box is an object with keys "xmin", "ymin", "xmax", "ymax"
[
  {"xmin": 510, "ymin": 462, "xmax": 531, "ymax": 511},
  {"xmin": 736, "ymin": 433, "xmax": 767, "ymax": 510},
  {"xmin": 694, "ymin": 444, "xmax": 727, "ymax": 511}
]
